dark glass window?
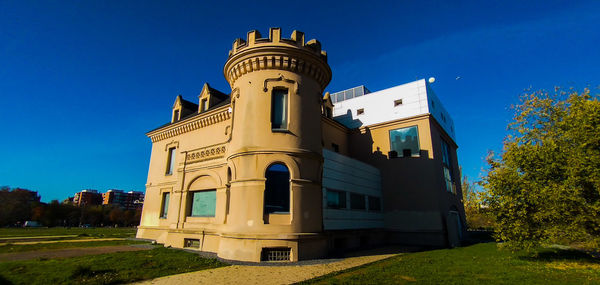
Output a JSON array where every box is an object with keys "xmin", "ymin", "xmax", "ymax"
[
  {"xmin": 173, "ymin": 110, "xmax": 180, "ymax": 122},
  {"xmin": 271, "ymin": 89, "xmax": 288, "ymax": 130},
  {"xmin": 389, "ymin": 126, "xmax": 419, "ymax": 157},
  {"xmin": 368, "ymin": 196, "xmax": 381, "ymax": 211},
  {"xmin": 350, "ymin": 193, "xmax": 366, "ymax": 210},
  {"xmin": 326, "ymin": 189, "xmax": 346, "ymax": 209},
  {"xmin": 160, "ymin": 192, "xmax": 170, "ymax": 218},
  {"xmin": 166, "ymin": 147, "xmax": 176, "ymax": 175},
  {"xmin": 264, "ymin": 163, "xmax": 290, "ymax": 214},
  {"xmin": 441, "ymin": 139, "xmax": 454, "ymax": 193},
  {"xmin": 332, "ymin": 143, "xmax": 339, "ymax": 153}
]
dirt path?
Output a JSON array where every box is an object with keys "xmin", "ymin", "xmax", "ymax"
[
  {"xmin": 135, "ymin": 249, "xmax": 404, "ymax": 285},
  {"xmin": 1, "ymin": 238, "xmax": 125, "ymax": 245},
  {"xmin": 0, "ymin": 245, "xmax": 150, "ymax": 262}
]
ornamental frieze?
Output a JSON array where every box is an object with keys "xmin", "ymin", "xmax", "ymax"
[{"xmin": 186, "ymin": 144, "xmax": 227, "ymax": 163}]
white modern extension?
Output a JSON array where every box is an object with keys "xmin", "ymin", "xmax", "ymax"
[{"xmin": 330, "ymin": 79, "xmax": 456, "ymax": 142}]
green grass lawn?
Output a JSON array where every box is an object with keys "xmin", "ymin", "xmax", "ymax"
[
  {"xmin": 300, "ymin": 243, "xmax": 600, "ymax": 285},
  {"xmin": 0, "ymin": 227, "xmax": 137, "ymax": 238},
  {"xmin": 0, "ymin": 239, "xmax": 149, "ymax": 254},
  {"xmin": 0, "ymin": 247, "xmax": 228, "ymax": 285}
]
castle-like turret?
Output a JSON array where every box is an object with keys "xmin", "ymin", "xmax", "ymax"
[{"xmin": 219, "ymin": 28, "xmax": 331, "ymax": 261}]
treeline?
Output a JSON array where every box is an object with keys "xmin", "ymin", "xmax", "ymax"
[{"xmin": 0, "ymin": 186, "xmax": 141, "ymax": 227}]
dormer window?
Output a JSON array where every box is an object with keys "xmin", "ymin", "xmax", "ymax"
[
  {"xmin": 201, "ymin": 98, "xmax": 209, "ymax": 112},
  {"xmin": 325, "ymin": 107, "xmax": 332, "ymax": 118},
  {"xmin": 173, "ymin": 110, "xmax": 180, "ymax": 122}
]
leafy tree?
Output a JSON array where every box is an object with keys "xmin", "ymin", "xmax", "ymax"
[
  {"xmin": 483, "ymin": 88, "xmax": 600, "ymax": 251},
  {"xmin": 462, "ymin": 174, "xmax": 494, "ymax": 230}
]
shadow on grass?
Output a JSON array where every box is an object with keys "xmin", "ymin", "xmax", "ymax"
[
  {"xmin": 461, "ymin": 230, "xmax": 495, "ymax": 246},
  {"xmin": 520, "ymin": 248, "xmax": 600, "ymax": 264},
  {"xmin": 0, "ymin": 274, "xmax": 14, "ymax": 285}
]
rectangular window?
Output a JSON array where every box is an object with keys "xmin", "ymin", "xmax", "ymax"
[
  {"xmin": 160, "ymin": 192, "xmax": 170, "ymax": 218},
  {"xmin": 201, "ymin": 98, "xmax": 209, "ymax": 112},
  {"xmin": 166, "ymin": 147, "xmax": 176, "ymax": 175},
  {"xmin": 394, "ymin": 99, "xmax": 403, "ymax": 106},
  {"xmin": 441, "ymin": 139, "xmax": 454, "ymax": 193},
  {"xmin": 271, "ymin": 89, "xmax": 288, "ymax": 130},
  {"xmin": 368, "ymin": 196, "xmax": 381, "ymax": 211},
  {"xmin": 189, "ymin": 190, "xmax": 216, "ymax": 217},
  {"xmin": 332, "ymin": 143, "xmax": 339, "ymax": 153},
  {"xmin": 326, "ymin": 189, "xmax": 346, "ymax": 209},
  {"xmin": 357, "ymin": 108, "xmax": 364, "ymax": 115},
  {"xmin": 350, "ymin": 193, "xmax": 366, "ymax": 210},
  {"xmin": 173, "ymin": 110, "xmax": 180, "ymax": 122},
  {"xmin": 389, "ymin": 126, "xmax": 419, "ymax": 157},
  {"xmin": 184, "ymin": 238, "xmax": 200, "ymax": 248}
]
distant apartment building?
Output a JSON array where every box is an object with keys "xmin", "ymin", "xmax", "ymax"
[
  {"xmin": 102, "ymin": 189, "xmax": 145, "ymax": 210},
  {"xmin": 73, "ymin": 189, "xmax": 102, "ymax": 206}
]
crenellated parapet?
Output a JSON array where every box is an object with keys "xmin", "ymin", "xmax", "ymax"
[{"xmin": 223, "ymin": 28, "xmax": 332, "ymax": 91}]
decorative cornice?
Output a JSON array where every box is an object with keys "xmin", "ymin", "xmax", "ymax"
[
  {"xmin": 185, "ymin": 144, "xmax": 227, "ymax": 164},
  {"xmin": 223, "ymin": 28, "xmax": 332, "ymax": 91},
  {"xmin": 148, "ymin": 107, "xmax": 232, "ymax": 143}
]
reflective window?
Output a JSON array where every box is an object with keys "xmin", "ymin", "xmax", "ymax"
[
  {"xmin": 264, "ymin": 163, "xmax": 290, "ymax": 214},
  {"xmin": 368, "ymin": 196, "xmax": 381, "ymax": 211},
  {"xmin": 189, "ymin": 190, "xmax": 216, "ymax": 217},
  {"xmin": 271, "ymin": 89, "xmax": 288, "ymax": 130},
  {"xmin": 166, "ymin": 147, "xmax": 176, "ymax": 175},
  {"xmin": 350, "ymin": 193, "xmax": 366, "ymax": 210},
  {"xmin": 160, "ymin": 192, "xmax": 170, "ymax": 218},
  {"xmin": 326, "ymin": 189, "xmax": 346, "ymax": 209},
  {"xmin": 389, "ymin": 126, "xmax": 419, "ymax": 157},
  {"xmin": 441, "ymin": 139, "xmax": 454, "ymax": 193}
]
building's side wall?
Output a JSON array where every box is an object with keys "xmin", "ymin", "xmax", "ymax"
[
  {"xmin": 321, "ymin": 118, "xmax": 349, "ymax": 155},
  {"xmin": 137, "ymin": 110, "xmax": 231, "ymax": 249},
  {"xmin": 347, "ymin": 115, "xmax": 450, "ymax": 246},
  {"xmin": 322, "ymin": 149, "xmax": 383, "ymax": 230}
]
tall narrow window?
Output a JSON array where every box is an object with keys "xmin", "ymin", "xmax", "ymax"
[
  {"xmin": 201, "ymin": 98, "xmax": 209, "ymax": 112},
  {"xmin": 441, "ymin": 139, "xmax": 454, "ymax": 193},
  {"xmin": 264, "ymin": 163, "xmax": 290, "ymax": 214},
  {"xmin": 160, "ymin": 192, "xmax": 170, "ymax": 218},
  {"xmin": 271, "ymin": 89, "xmax": 288, "ymax": 130},
  {"xmin": 166, "ymin": 147, "xmax": 176, "ymax": 175},
  {"xmin": 173, "ymin": 110, "xmax": 180, "ymax": 122}
]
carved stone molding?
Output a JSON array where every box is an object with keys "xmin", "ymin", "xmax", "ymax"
[
  {"xmin": 186, "ymin": 144, "xmax": 227, "ymax": 164},
  {"xmin": 263, "ymin": 75, "xmax": 298, "ymax": 93},
  {"xmin": 148, "ymin": 107, "xmax": 231, "ymax": 143}
]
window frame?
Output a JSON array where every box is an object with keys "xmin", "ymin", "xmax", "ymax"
[
  {"xmin": 187, "ymin": 189, "xmax": 217, "ymax": 217},
  {"xmin": 165, "ymin": 147, "xmax": 177, "ymax": 175},
  {"xmin": 388, "ymin": 125, "xmax": 420, "ymax": 158},
  {"xmin": 264, "ymin": 163, "xmax": 291, "ymax": 214},
  {"xmin": 159, "ymin": 192, "xmax": 170, "ymax": 219},
  {"xmin": 326, "ymin": 189, "xmax": 347, "ymax": 209},
  {"xmin": 349, "ymin": 193, "xmax": 366, "ymax": 210},
  {"xmin": 271, "ymin": 88, "xmax": 289, "ymax": 131}
]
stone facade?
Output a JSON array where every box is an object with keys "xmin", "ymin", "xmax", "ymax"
[{"xmin": 136, "ymin": 28, "xmax": 465, "ymax": 262}]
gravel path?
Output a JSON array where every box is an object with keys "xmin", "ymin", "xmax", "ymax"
[
  {"xmin": 1, "ymin": 238, "xmax": 125, "ymax": 245},
  {"xmin": 135, "ymin": 247, "xmax": 410, "ymax": 285},
  {"xmin": 0, "ymin": 245, "xmax": 151, "ymax": 262}
]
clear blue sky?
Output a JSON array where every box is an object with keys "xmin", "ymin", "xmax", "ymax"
[{"xmin": 1, "ymin": 1, "xmax": 598, "ymax": 202}]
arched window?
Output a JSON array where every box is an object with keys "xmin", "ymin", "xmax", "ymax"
[{"xmin": 264, "ymin": 163, "xmax": 290, "ymax": 214}]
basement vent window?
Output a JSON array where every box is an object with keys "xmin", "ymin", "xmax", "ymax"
[
  {"xmin": 394, "ymin": 99, "xmax": 403, "ymax": 106},
  {"xmin": 356, "ymin": 108, "xmax": 364, "ymax": 115},
  {"xmin": 184, "ymin": 238, "xmax": 200, "ymax": 248},
  {"xmin": 261, "ymin": 247, "xmax": 291, "ymax": 262}
]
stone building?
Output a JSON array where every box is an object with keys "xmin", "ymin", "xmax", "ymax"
[{"xmin": 136, "ymin": 28, "xmax": 465, "ymax": 262}]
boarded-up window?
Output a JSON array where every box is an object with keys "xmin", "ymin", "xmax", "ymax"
[{"xmin": 189, "ymin": 190, "xmax": 216, "ymax": 217}]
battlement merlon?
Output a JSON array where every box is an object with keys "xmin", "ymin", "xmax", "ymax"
[
  {"xmin": 228, "ymin": 28, "xmax": 327, "ymax": 60},
  {"xmin": 224, "ymin": 28, "xmax": 332, "ymax": 91}
]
